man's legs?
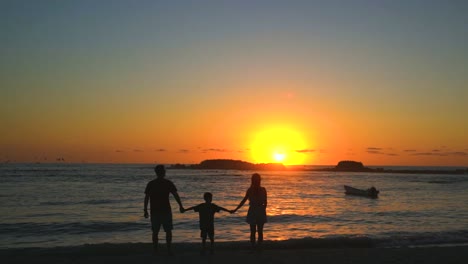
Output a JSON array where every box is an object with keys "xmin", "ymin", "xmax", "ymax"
[
  {"xmin": 152, "ymin": 232, "xmax": 158, "ymax": 250},
  {"xmin": 160, "ymin": 211, "xmax": 174, "ymax": 255},
  {"xmin": 151, "ymin": 215, "xmax": 161, "ymax": 253},
  {"xmin": 165, "ymin": 230, "xmax": 173, "ymax": 255}
]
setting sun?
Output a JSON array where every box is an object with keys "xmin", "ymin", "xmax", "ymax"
[
  {"xmin": 250, "ymin": 126, "xmax": 309, "ymax": 165},
  {"xmin": 273, "ymin": 152, "xmax": 286, "ymax": 162}
]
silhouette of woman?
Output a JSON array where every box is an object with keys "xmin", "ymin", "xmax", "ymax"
[{"xmin": 233, "ymin": 173, "xmax": 267, "ymax": 250}]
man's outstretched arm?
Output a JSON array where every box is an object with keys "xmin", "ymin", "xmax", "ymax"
[{"xmin": 172, "ymin": 191, "xmax": 184, "ymax": 213}]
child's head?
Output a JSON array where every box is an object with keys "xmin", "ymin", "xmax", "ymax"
[{"xmin": 203, "ymin": 192, "xmax": 213, "ymax": 203}]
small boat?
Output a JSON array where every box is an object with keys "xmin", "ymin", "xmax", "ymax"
[{"xmin": 344, "ymin": 185, "xmax": 379, "ymax": 198}]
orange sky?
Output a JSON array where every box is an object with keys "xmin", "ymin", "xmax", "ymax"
[{"xmin": 1, "ymin": 2, "xmax": 467, "ymax": 166}]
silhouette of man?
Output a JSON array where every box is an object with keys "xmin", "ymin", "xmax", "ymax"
[{"xmin": 144, "ymin": 165, "xmax": 184, "ymax": 255}]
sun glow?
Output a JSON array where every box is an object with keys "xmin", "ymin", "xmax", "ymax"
[
  {"xmin": 273, "ymin": 152, "xmax": 286, "ymax": 162},
  {"xmin": 250, "ymin": 126, "xmax": 309, "ymax": 165}
]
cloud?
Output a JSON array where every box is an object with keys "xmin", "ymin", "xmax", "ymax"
[
  {"xmin": 295, "ymin": 149, "xmax": 316, "ymax": 153},
  {"xmin": 367, "ymin": 147, "xmax": 383, "ymax": 151},
  {"xmin": 202, "ymin": 148, "xmax": 229, "ymax": 152},
  {"xmin": 412, "ymin": 152, "xmax": 445, "ymax": 156},
  {"xmin": 412, "ymin": 151, "xmax": 467, "ymax": 157},
  {"xmin": 115, "ymin": 150, "xmax": 124, "ymax": 153},
  {"xmin": 178, "ymin": 149, "xmax": 190, "ymax": 153},
  {"xmin": 447, "ymin": 151, "xmax": 467, "ymax": 156},
  {"xmin": 366, "ymin": 147, "xmax": 397, "ymax": 156},
  {"xmin": 404, "ymin": 149, "xmax": 417, "ymax": 152},
  {"xmin": 155, "ymin": 149, "xmax": 166, "ymax": 152},
  {"xmin": 367, "ymin": 150, "xmax": 384, "ymax": 155}
]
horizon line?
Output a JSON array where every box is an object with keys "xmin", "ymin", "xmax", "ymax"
[{"xmin": 1, "ymin": 161, "xmax": 467, "ymax": 168}]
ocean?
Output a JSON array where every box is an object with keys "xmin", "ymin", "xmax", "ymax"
[{"xmin": 1, "ymin": 163, "xmax": 467, "ymax": 249}]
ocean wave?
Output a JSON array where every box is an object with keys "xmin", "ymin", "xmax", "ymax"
[
  {"xmin": 0, "ymin": 221, "xmax": 148, "ymax": 236},
  {"xmin": 266, "ymin": 214, "xmax": 340, "ymax": 223},
  {"xmin": 177, "ymin": 213, "xmax": 341, "ymax": 225},
  {"xmin": 39, "ymin": 199, "xmax": 135, "ymax": 206},
  {"xmin": 374, "ymin": 230, "xmax": 468, "ymax": 247},
  {"xmin": 0, "ymin": 168, "xmax": 81, "ymax": 174},
  {"xmin": 405, "ymin": 176, "xmax": 468, "ymax": 184},
  {"xmin": 426, "ymin": 179, "xmax": 468, "ymax": 184},
  {"xmin": 23, "ymin": 213, "xmax": 65, "ymax": 218}
]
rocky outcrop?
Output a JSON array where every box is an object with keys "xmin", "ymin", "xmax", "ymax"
[
  {"xmin": 315, "ymin": 160, "xmax": 374, "ymax": 172},
  {"xmin": 169, "ymin": 159, "xmax": 286, "ymax": 170}
]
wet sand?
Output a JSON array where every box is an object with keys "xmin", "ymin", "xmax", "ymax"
[{"xmin": 2, "ymin": 243, "xmax": 467, "ymax": 264}]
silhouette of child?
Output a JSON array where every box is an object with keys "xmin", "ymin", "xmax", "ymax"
[{"xmin": 183, "ymin": 192, "xmax": 232, "ymax": 255}]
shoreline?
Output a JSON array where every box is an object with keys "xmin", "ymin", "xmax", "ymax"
[
  {"xmin": 4, "ymin": 232, "xmax": 468, "ymax": 251},
  {"xmin": 2, "ymin": 242, "xmax": 468, "ymax": 264}
]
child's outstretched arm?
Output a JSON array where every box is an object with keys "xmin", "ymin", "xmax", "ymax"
[
  {"xmin": 182, "ymin": 206, "xmax": 195, "ymax": 213},
  {"xmin": 218, "ymin": 206, "xmax": 232, "ymax": 214}
]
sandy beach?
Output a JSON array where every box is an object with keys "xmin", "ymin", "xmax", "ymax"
[{"xmin": 2, "ymin": 243, "xmax": 467, "ymax": 264}]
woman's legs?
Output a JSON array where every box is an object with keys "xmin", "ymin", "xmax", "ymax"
[
  {"xmin": 250, "ymin": 223, "xmax": 265, "ymax": 250},
  {"xmin": 249, "ymin": 224, "xmax": 256, "ymax": 248},
  {"xmin": 257, "ymin": 223, "xmax": 264, "ymax": 246}
]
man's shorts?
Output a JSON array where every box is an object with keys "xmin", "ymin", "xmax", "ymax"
[{"xmin": 151, "ymin": 212, "xmax": 173, "ymax": 232}]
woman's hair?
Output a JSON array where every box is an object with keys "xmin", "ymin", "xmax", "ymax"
[{"xmin": 251, "ymin": 173, "xmax": 261, "ymax": 189}]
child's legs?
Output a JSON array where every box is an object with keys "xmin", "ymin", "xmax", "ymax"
[
  {"xmin": 200, "ymin": 230, "xmax": 208, "ymax": 247},
  {"xmin": 207, "ymin": 229, "xmax": 214, "ymax": 244},
  {"xmin": 208, "ymin": 229, "xmax": 214, "ymax": 247},
  {"xmin": 207, "ymin": 228, "xmax": 215, "ymax": 253}
]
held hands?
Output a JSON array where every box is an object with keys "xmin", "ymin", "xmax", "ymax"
[{"xmin": 179, "ymin": 206, "xmax": 185, "ymax": 213}]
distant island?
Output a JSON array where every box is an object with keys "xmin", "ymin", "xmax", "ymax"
[
  {"xmin": 312, "ymin": 160, "xmax": 467, "ymax": 175},
  {"xmin": 169, "ymin": 159, "xmax": 467, "ymax": 174},
  {"xmin": 169, "ymin": 159, "xmax": 286, "ymax": 170}
]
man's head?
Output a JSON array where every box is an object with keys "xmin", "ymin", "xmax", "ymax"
[
  {"xmin": 203, "ymin": 192, "xmax": 213, "ymax": 203},
  {"xmin": 154, "ymin": 165, "xmax": 166, "ymax": 178}
]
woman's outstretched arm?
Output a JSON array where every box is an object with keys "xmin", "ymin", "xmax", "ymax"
[{"xmin": 233, "ymin": 190, "xmax": 249, "ymax": 213}]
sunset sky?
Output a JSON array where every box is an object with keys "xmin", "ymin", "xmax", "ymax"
[{"xmin": 1, "ymin": 1, "xmax": 467, "ymax": 166}]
